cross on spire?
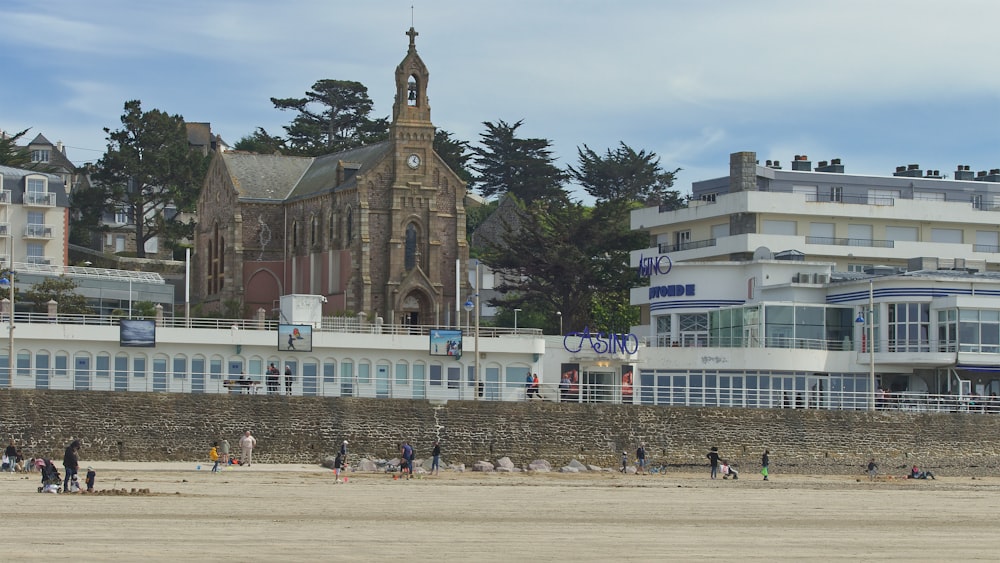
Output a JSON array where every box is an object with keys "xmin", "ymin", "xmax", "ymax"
[{"xmin": 406, "ymin": 27, "xmax": 418, "ymax": 50}]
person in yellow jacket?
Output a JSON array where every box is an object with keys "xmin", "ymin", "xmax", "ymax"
[{"xmin": 209, "ymin": 443, "xmax": 220, "ymax": 473}]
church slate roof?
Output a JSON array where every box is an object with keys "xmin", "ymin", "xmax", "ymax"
[
  {"xmin": 222, "ymin": 152, "xmax": 313, "ymax": 201},
  {"xmin": 287, "ymin": 141, "xmax": 392, "ymax": 201}
]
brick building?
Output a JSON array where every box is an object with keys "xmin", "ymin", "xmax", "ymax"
[{"xmin": 194, "ymin": 28, "xmax": 469, "ymax": 323}]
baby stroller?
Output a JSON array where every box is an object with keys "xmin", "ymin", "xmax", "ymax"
[{"xmin": 37, "ymin": 459, "xmax": 62, "ymax": 493}]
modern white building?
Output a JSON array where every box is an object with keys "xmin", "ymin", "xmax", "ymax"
[{"xmin": 629, "ymin": 151, "xmax": 1000, "ymax": 409}]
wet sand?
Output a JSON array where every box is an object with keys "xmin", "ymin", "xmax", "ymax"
[{"xmin": 4, "ymin": 462, "xmax": 998, "ymax": 561}]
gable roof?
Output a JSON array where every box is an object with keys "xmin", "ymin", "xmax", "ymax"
[
  {"xmin": 287, "ymin": 141, "xmax": 392, "ymax": 200},
  {"xmin": 221, "ymin": 152, "xmax": 313, "ymax": 201}
]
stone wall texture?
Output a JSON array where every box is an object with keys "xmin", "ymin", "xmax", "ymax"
[{"xmin": 2, "ymin": 390, "xmax": 998, "ymax": 475}]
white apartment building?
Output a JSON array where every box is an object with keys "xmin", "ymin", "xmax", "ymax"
[
  {"xmin": 629, "ymin": 151, "xmax": 1000, "ymax": 408},
  {"xmin": 0, "ymin": 165, "xmax": 69, "ymax": 268}
]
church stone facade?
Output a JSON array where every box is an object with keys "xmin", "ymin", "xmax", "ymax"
[{"xmin": 194, "ymin": 28, "xmax": 469, "ymax": 325}]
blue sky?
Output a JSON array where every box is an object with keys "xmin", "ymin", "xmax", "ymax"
[{"xmin": 2, "ymin": 0, "xmax": 999, "ymax": 200}]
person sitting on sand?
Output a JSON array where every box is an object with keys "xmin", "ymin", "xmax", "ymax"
[{"xmin": 909, "ymin": 465, "xmax": 936, "ymax": 480}]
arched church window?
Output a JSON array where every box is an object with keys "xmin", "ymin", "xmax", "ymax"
[
  {"xmin": 311, "ymin": 215, "xmax": 318, "ymax": 246},
  {"xmin": 346, "ymin": 208, "xmax": 354, "ymax": 242},
  {"xmin": 292, "ymin": 221, "xmax": 299, "ymax": 249},
  {"xmin": 329, "ymin": 212, "xmax": 336, "ymax": 245},
  {"xmin": 405, "ymin": 223, "xmax": 418, "ymax": 271}
]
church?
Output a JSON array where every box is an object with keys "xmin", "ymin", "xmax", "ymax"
[{"xmin": 194, "ymin": 28, "xmax": 470, "ymax": 325}]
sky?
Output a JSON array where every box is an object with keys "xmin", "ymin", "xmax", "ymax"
[{"xmin": 2, "ymin": 0, "xmax": 999, "ymax": 200}]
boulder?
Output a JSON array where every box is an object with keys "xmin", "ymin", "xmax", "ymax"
[
  {"xmin": 448, "ymin": 463, "xmax": 465, "ymax": 472},
  {"xmin": 495, "ymin": 457, "xmax": 516, "ymax": 472},
  {"xmin": 356, "ymin": 458, "xmax": 378, "ymax": 472},
  {"xmin": 528, "ymin": 460, "xmax": 551, "ymax": 472},
  {"xmin": 559, "ymin": 466, "xmax": 580, "ymax": 473},
  {"xmin": 567, "ymin": 459, "xmax": 588, "ymax": 471},
  {"xmin": 473, "ymin": 461, "xmax": 495, "ymax": 472}
]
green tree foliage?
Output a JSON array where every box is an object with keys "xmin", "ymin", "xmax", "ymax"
[
  {"xmin": 92, "ymin": 100, "xmax": 210, "ymax": 258},
  {"xmin": 481, "ymin": 142, "xmax": 681, "ymax": 334},
  {"xmin": 271, "ymin": 79, "xmax": 389, "ymax": 155},
  {"xmin": 233, "ymin": 127, "xmax": 286, "ymax": 154},
  {"xmin": 471, "ymin": 120, "xmax": 567, "ymax": 203},
  {"xmin": 21, "ymin": 276, "xmax": 93, "ymax": 315},
  {"xmin": 481, "ymin": 198, "xmax": 597, "ymax": 333},
  {"xmin": 434, "ymin": 129, "xmax": 473, "ymax": 183},
  {"xmin": 0, "ymin": 128, "xmax": 33, "ymax": 168},
  {"xmin": 569, "ymin": 142, "xmax": 682, "ymax": 207}
]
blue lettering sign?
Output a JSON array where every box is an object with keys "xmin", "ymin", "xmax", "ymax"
[
  {"xmin": 648, "ymin": 284, "xmax": 696, "ymax": 299},
  {"xmin": 563, "ymin": 327, "xmax": 640, "ymax": 355},
  {"xmin": 637, "ymin": 253, "xmax": 672, "ymax": 278}
]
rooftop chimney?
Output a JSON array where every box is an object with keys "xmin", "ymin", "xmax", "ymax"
[
  {"xmin": 894, "ymin": 164, "xmax": 923, "ymax": 178},
  {"xmin": 815, "ymin": 158, "xmax": 845, "ymax": 173},
  {"xmin": 955, "ymin": 164, "xmax": 974, "ymax": 181},
  {"xmin": 791, "ymin": 154, "xmax": 811, "ymax": 171}
]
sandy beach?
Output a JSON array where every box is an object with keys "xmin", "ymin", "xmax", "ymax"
[{"xmin": 4, "ymin": 462, "xmax": 998, "ymax": 561}]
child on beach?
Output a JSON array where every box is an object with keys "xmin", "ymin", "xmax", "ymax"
[
  {"xmin": 85, "ymin": 467, "xmax": 96, "ymax": 492},
  {"xmin": 209, "ymin": 443, "xmax": 220, "ymax": 473}
]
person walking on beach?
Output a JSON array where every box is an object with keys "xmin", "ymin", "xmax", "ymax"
[
  {"xmin": 400, "ymin": 441, "xmax": 413, "ymax": 478},
  {"xmin": 431, "ymin": 441, "xmax": 441, "ymax": 475},
  {"xmin": 636, "ymin": 443, "xmax": 648, "ymax": 475},
  {"xmin": 220, "ymin": 438, "xmax": 230, "ymax": 466},
  {"xmin": 620, "ymin": 450, "xmax": 629, "ymax": 473},
  {"xmin": 867, "ymin": 458, "xmax": 878, "ymax": 480},
  {"xmin": 707, "ymin": 446, "xmax": 720, "ymax": 479},
  {"xmin": 62, "ymin": 440, "xmax": 81, "ymax": 493},
  {"xmin": 239, "ymin": 431, "xmax": 257, "ymax": 467},
  {"xmin": 761, "ymin": 449, "xmax": 770, "ymax": 480}
]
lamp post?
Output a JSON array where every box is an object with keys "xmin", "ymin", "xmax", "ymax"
[
  {"xmin": 514, "ymin": 308, "xmax": 521, "ymax": 333},
  {"xmin": 473, "ymin": 261, "xmax": 481, "ymax": 400},
  {"xmin": 0, "ymin": 269, "xmax": 13, "ymax": 387},
  {"xmin": 855, "ymin": 280, "xmax": 876, "ymax": 412},
  {"xmin": 556, "ymin": 311, "xmax": 563, "ymax": 335}
]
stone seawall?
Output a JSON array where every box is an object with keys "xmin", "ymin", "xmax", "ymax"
[{"xmin": 2, "ymin": 390, "xmax": 998, "ymax": 475}]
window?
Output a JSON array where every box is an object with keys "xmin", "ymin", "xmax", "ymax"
[
  {"xmin": 809, "ymin": 222, "xmax": 835, "ymax": 238},
  {"xmin": 26, "ymin": 177, "xmax": 47, "ymax": 204},
  {"xmin": 762, "ymin": 220, "xmax": 796, "ymax": 235},
  {"xmin": 885, "ymin": 226, "xmax": 918, "ymax": 242},
  {"xmin": 395, "ymin": 362, "xmax": 409, "ymax": 385},
  {"xmin": 31, "ymin": 149, "xmax": 49, "ymax": 163},
  {"xmin": 674, "ymin": 230, "xmax": 691, "ymax": 250},
  {"xmin": 972, "ymin": 194, "xmax": 986, "ymax": 210},
  {"xmin": 323, "ymin": 361, "xmax": 336, "ymax": 383},
  {"xmin": 55, "ymin": 353, "xmax": 68, "ymax": 377},
  {"xmin": 699, "ymin": 193, "xmax": 717, "ymax": 202},
  {"xmin": 679, "ymin": 313, "xmax": 708, "ymax": 347},
  {"xmin": 26, "ymin": 243, "xmax": 44, "ymax": 263},
  {"xmin": 930, "ymin": 228, "xmax": 963, "ymax": 244},
  {"xmin": 173, "ymin": 357, "xmax": 187, "ymax": 379},
  {"xmin": 710, "ymin": 223, "xmax": 729, "ymax": 239},
  {"xmin": 210, "ymin": 358, "xmax": 223, "ymax": 380},
  {"xmin": 848, "ymin": 263, "xmax": 872, "ymax": 273},
  {"xmin": 429, "ymin": 364, "xmax": 442, "ymax": 386},
  {"xmin": 96, "ymin": 354, "xmax": 110, "ymax": 378},
  {"xmin": 405, "ymin": 223, "xmax": 418, "ymax": 271},
  {"xmin": 133, "ymin": 356, "xmax": 146, "ymax": 378},
  {"xmin": 358, "ymin": 362, "xmax": 371, "ymax": 384},
  {"xmin": 115, "ymin": 210, "xmax": 128, "ymax": 224},
  {"xmin": 830, "ymin": 186, "xmax": 843, "ymax": 202}
]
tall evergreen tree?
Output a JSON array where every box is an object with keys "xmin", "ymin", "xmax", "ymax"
[
  {"xmin": 270, "ymin": 79, "xmax": 389, "ymax": 155},
  {"xmin": 0, "ymin": 128, "xmax": 32, "ymax": 168},
  {"xmin": 569, "ymin": 142, "xmax": 682, "ymax": 207},
  {"xmin": 471, "ymin": 119, "xmax": 567, "ymax": 203},
  {"xmin": 434, "ymin": 129, "xmax": 473, "ymax": 184},
  {"xmin": 92, "ymin": 100, "xmax": 209, "ymax": 258},
  {"xmin": 233, "ymin": 127, "xmax": 286, "ymax": 154}
]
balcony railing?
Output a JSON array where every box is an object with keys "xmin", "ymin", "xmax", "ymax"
[
  {"xmin": 805, "ymin": 236, "xmax": 895, "ymax": 248},
  {"xmin": 973, "ymin": 244, "xmax": 1000, "ymax": 253},
  {"xmin": 0, "ymin": 191, "xmax": 9, "ymax": 204},
  {"xmin": 23, "ymin": 224, "xmax": 54, "ymax": 239},
  {"xmin": 658, "ymin": 238, "xmax": 717, "ymax": 254},
  {"xmin": 804, "ymin": 193, "xmax": 895, "ymax": 206},
  {"xmin": 23, "ymin": 192, "xmax": 56, "ymax": 206}
]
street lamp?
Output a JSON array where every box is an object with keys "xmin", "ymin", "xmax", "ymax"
[
  {"xmin": 0, "ymin": 270, "xmax": 13, "ymax": 386},
  {"xmin": 556, "ymin": 311, "xmax": 563, "ymax": 335},
  {"xmin": 855, "ymin": 280, "xmax": 876, "ymax": 412},
  {"xmin": 514, "ymin": 308, "xmax": 521, "ymax": 333}
]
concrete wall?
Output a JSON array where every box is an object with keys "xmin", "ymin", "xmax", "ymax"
[{"xmin": 2, "ymin": 389, "xmax": 998, "ymax": 475}]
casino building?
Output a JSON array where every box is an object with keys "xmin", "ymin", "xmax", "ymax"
[{"xmin": 629, "ymin": 151, "xmax": 1000, "ymax": 408}]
